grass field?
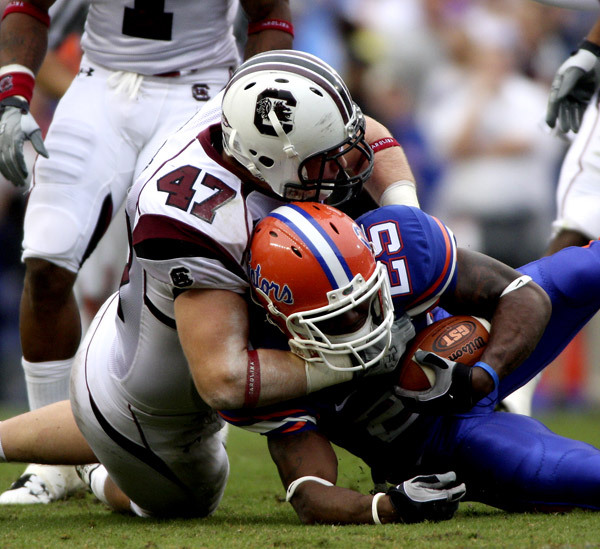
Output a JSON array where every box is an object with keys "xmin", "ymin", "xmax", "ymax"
[{"xmin": 0, "ymin": 409, "xmax": 599, "ymax": 548}]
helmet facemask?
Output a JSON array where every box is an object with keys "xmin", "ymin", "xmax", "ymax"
[
  {"xmin": 285, "ymin": 263, "xmax": 395, "ymax": 371},
  {"xmin": 288, "ymin": 114, "xmax": 374, "ymax": 207}
]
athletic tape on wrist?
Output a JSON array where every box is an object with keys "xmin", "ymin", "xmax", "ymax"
[
  {"xmin": 369, "ymin": 137, "xmax": 400, "ymax": 154},
  {"xmin": 305, "ymin": 360, "xmax": 353, "ymax": 393},
  {"xmin": 244, "ymin": 350, "xmax": 261, "ymax": 407},
  {"xmin": 378, "ymin": 180, "xmax": 420, "ymax": 208},
  {"xmin": 499, "ymin": 275, "xmax": 532, "ymax": 298},
  {"xmin": 248, "ymin": 19, "xmax": 294, "ymax": 37},
  {"xmin": 285, "ymin": 475, "xmax": 333, "ymax": 502},
  {"xmin": 473, "ymin": 361, "xmax": 499, "ymax": 391},
  {"xmin": 372, "ymin": 492, "xmax": 386, "ymax": 525},
  {"xmin": 2, "ymin": 1, "xmax": 50, "ymax": 27}
]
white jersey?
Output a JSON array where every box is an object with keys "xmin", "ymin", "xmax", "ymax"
[
  {"xmin": 69, "ymin": 93, "xmax": 281, "ymax": 514},
  {"xmin": 81, "ymin": 0, "xmax": 240, "ymax": 74},
  {"xmin": 86, "ymin": 92, "xmax": 276, "ymax": 416}
]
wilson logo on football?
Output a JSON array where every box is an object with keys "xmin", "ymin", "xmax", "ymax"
[{"xmin": 431, "ymin": 321, "xmax": 477, "ymax": 353}]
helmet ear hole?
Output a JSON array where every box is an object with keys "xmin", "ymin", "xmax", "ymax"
[{"xmin": 259, "ymin": 156, "xmax": 274, "ymax": 168}]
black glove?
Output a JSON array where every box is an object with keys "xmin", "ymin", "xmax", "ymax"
[
  {"xmin": 546, "ymin": 41, "xmax": 600, "ymax": 134},
  {"xmin": 0, "ymin": 96, "xmax": 49, "ymax": 187},
  {"xmin": 394, "ymin": 350, "xmax": 475, "ymax": 414},
  {"xmin": 388, "ymin": 471, "xmax": 466, "ymax": 523}
]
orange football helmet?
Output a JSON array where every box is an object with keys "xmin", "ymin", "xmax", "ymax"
[{"xmin": 249, "ymin": 202, "xmax": 394, "ymax": 371}]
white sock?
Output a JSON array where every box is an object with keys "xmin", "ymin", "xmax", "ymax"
[
  {"xmin": 0, "ymin": 423, "xmax": 5, "ymax": 462},
  {"xmin": 89, "ymin": 465, "xmax": 110, "ymax": 506},
  {"xmin": 22, "ymin": 357, "xmax": 73, "ymax": 410}
]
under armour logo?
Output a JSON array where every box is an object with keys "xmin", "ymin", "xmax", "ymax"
[{"xmin": 78, "ymin": 67, "xmax": 94, "ymax": 77}]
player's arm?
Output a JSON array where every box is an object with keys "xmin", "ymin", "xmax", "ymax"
[
  {"xmin": 440, "ymin": 248, "xmax": 552, "ymax": 400},
  {"xmin": 0, "ymin": 0, "xmax": 53, "ymax": 186},
  {"xmin": 352, "ymin": 115, "xmax": 419, "ymax": 208},
  {"xmin": 174, "ymin": 288, "xmax": 353, "ymax": 410},
  {"xmin": 241, "ymin": 0, "xmax": 293, "ymax": 60},
  {"xmin": 268, "ymin": 430, "xmax": 464, "ymax": 524}
]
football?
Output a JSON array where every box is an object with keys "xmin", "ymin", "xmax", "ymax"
[{"xmin": 397, "ymin": 315, "xmax": 491, "ymax": 391}]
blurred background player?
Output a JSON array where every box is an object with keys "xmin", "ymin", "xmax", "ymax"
[{"xmin": 0, "ymin": 0, "xmax": 294, "ymax": 504}]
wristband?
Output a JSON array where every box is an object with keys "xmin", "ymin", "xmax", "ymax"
[
  {"xmin": 579, "ymin": 39, "xmax": 600, "ymax": 58},
  {"xmin": 2, "ymin": 0, "xmax": 50, "ymax": 27},
  {"xmin": 369, "ymin": 137, "xmax": 400, "ymax": 154},
  {"xmin": 285, "ymin": 475, "xmax": 333, "ymax": 502},
  {"xmin": 473, "ymin": 361, "xmax": 499, "ymax": 391},
  {"xmin": 372, "ymin": 492, "xmax": 386, "ymax": 525},
  {"xmin": 244, "ymin": 350, "xmax": 261, "ymax": 407},
  {"xmin": 248, "ymin": 19, "xmax": 294, "ymax": 37},
  {"xmin": 0, "ymin": 66, "xmax": 34, "ymax": 104}
]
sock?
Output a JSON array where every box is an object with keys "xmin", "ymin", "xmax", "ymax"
[
  {"xmin": 0, "ymin": 423, "xmax": 5, "ymax": 462},
  {"xmin": 89, "ymin": 465, "xmax": 110, "ymax": 506},
  {"xmin": 22, "ymin": 357, "xmax": 73, "ymax": 410}
]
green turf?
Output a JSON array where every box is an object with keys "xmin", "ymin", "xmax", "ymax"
[{"xmin": 0, "ymin": 409, "xmax": 599, "ymax": 548}]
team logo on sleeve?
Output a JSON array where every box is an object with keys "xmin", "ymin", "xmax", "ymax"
[
  {"xmin": 170, "ymin": 266, "xmax": 193, "ymax": 288},
  {"xmin": 254, "ymin": 89, "xmax": 296, "ymax": 137}
]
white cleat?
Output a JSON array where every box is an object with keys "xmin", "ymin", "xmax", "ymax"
[{"xmin": 0, "ymin": 464, "xmax": 86, "ymax": 504}]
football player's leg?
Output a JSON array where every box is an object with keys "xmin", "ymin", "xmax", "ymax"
[
  {"xmin": 70, "ymin": 310, "xmax": 229, "ymax": 518},
  {"xmin": 498, "ymin": 240, "xmax": 600, "ymax": 399},
  {"xmin": 6, "ymin": 64, "xmax": 138, "ymax": 505},
  {"xmin": 547, "ymin": 95, "xmax": 600, "ymax": 256},
  {"xmin": 0, "ymin": 401, "xmax": 96, "ymax": 504},
  {"xmin": 444, "ymin": 412, "xmax": 600, "ymax": 511}
]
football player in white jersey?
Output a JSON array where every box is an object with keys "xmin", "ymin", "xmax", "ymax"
[
  {"xmin": 0, "ymin": 50, "xmax": 418, "ymax": 517},
  {"xmin": 0, "ymin": 0, "xmax": 295, "ymax": 504},
  {"xmin": 501, "ymin": 3, "xmax": 600, "ymax": 416}
]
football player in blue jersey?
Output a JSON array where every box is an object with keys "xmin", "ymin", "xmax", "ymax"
[{"xmin": 220, "ymin": 201, "xmax": 600, "ymax": 525}]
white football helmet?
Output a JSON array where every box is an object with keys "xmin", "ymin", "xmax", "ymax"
[
  {"xmin": 248, "ymin": 202, "xmax": 395, "ymax": 371},
  {"xmin": 221, "ymin": 50, "xmax": 373, "ymax": 206}
]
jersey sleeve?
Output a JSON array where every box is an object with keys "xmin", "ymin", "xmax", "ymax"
[
  {"xmin": 357, "ymin": 205, "xmax": 457, "ymax": 316},
  {"xmin": 218, "ymin": 405, "xmax": 318, "ymax": 437}
]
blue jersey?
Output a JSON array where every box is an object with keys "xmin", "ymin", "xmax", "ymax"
[{"xmin": 223, "ymin": 206, "xmax": 600, "ymax": 511}]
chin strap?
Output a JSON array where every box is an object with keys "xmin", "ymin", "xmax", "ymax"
[{"xmin": 267, "ymin": 108, "xmax": 298, "ymax": 159}]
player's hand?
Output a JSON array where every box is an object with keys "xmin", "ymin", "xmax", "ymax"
[
  {"xmin": 546, "ymin": 44, "xmax": 600, "ymax": 134},
  {"xmin": 361, "ymin": 313, "xmax": 415, "ymax": 377},
  {"xmin": 387, "ymin": 471, "xmax": 466, "ymax": 523},
  {"xmin": 0, "ymin": 97, "xmax": 49, "ymax": 187},
  {"xmin": 393, "ymin": 351, "xmax": 476, "ymax": 414}
]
